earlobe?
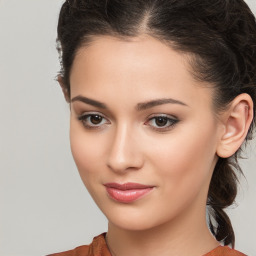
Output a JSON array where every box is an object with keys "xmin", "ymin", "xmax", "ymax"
[
  {"xmin": 57, "ymin": 75, "xmax": 70, "ymax": 103},
  {"xmin": 217, "ymin": 93, "xmax": 254, "ymax": 158}
]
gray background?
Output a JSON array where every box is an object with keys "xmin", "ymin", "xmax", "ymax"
[{"xmin": 0, "ymin": 1, "xmax": 255, "ymax": 255}]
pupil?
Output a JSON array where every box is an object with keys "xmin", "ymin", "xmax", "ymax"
[
  {"xmin": 91, "ymin": 115, "xmax": 102, "ymax": 124},
  {"xmin": 156, "ymin": 117, "xmax": 167, "ymax": 127}
]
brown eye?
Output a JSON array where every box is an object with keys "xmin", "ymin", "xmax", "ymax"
[
  {"xmin": 155, "ymin": 116, "xmax": 168, "ymax": 127},
  {"xmin": 78, "ymin": 113, "xmax": 109, "ymax": 129},
  {"xmin": 90, "ymin": 115, "xmax": 103, "ymax": 125},
  {"xmin": 146, "ymin": 114, "xmax": 179, "ymax": 131}
]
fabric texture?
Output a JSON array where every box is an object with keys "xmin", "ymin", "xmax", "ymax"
[
  {"xmin": 47, "ymin": 233, "xmax": 111, "ymax": 256},
  {"xmin": 47, "ymin": 233, "xmax": 247, "ymax": 256},
  {"xmin": 203, "ymin": 245, "xmax": 247, "ymax": 256}
]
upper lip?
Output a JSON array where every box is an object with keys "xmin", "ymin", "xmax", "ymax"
[{"xmin": 104, "ymin": 182, "xmax": 154, "ymax": 190}]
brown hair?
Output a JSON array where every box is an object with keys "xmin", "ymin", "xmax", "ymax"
[{"xmin": 56, "ymin": 0, "xmax": 256, "ymax": 247}]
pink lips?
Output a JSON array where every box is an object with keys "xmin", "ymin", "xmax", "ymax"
[{"xmin": 104, "ymin": 182, "xmax": 154, "ymax": 203}]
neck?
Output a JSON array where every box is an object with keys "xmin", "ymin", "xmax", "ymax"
[{"xmin": 106, "ymin": 204, "xmax": 220, "ymax": 256}]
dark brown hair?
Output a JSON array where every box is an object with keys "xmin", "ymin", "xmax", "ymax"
[{"xmin": 56, "ymin": 0, "xmax": 256, "ymax": 248}]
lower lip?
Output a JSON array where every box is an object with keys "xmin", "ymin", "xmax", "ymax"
[{"xmin": 105, "ymin": 187, "xmax": 153, "ymax": 203}]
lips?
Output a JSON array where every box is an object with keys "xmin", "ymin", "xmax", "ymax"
[{"xmin": 104, "ymin": 182, "xmax": 154, "ymax": 203}]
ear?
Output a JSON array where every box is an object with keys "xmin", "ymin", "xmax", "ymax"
[
  {"xmin": 217, "ymin": 93, "xmax": 254, "ymax": 158},
  {"xmin": 57, "ymin": 75, "xmax": 70, "ymax": 103}
]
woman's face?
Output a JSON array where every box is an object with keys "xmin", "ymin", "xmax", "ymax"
[{"xmin": 69, "ymin": 35, "xmax": 222, "ymax": 231}]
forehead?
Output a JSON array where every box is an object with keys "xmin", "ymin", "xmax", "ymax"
[
  {"xmin": 71, "ymin": 35, "xmax": 191, "ymax": 83},
  {"xmin": 70, "ymin": 35, "xmax": 213, "ymax": 110}
]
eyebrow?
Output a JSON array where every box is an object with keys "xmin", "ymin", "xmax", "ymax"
[
  {"xmin": 136, "ymin": 98, "xmax": 188, "ymax": 111},
  {"xmin": 71, "ymin": 95, "xmax": 107, "ymax": 109},
  {"xmin": 71, "ymin": 95, "xmax": 188, "ymax": 110}
]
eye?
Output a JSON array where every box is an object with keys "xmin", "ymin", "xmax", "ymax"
[
  {"xmin": 78, "ymin": 113, "xmax": 109, "ymax": 129},
  {"xmin": 146, "ymin": 115, "xmax": 179, "ymax": 131}
]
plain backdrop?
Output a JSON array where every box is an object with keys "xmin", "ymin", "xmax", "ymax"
[{"xmin": 0, "ymin": 1, "xmax": 255, "ymax": 255}]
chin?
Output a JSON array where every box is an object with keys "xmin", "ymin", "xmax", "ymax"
[
  {"xmin": 109, "ymin": 218, "xmax": 156, "ymax": 231},
  {"xmin": 102, "ymin": 205, "xmax": 168, "ymax": 232}
]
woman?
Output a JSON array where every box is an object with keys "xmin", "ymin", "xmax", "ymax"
[{"xmin": 48, "ymin": 0, "xmax": 256, "ymax": 255}]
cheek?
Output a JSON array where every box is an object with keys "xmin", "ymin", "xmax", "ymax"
[
  {"xmin": 69, "ymin": 121, "xmax": 104, "ymax": 183},
  {"xmin": 149, "ymin": 121, "xmax": 218, "ymax": 192},
  {"xmin": 139, "ymin": 124, "xmax": 218, "ymax": 224}
]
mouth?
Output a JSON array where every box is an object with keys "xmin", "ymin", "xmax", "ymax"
[{"xmin": 103, "ymin": 182, "xmax": 155, "ymax": 203}]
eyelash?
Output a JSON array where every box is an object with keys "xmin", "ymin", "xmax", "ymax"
[
  {"xmin": 145, "ymin": 115, "xmax": 179, "ymax": 132},
  {"xmin": 78, "ymin": 113, "xmax": 110, "ymax": 130},
  {"xmin": 77, "ymin": 113, "xmax": 179, "ymax": 131}
]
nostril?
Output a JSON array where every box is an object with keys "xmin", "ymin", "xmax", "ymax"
[
  {"xmin": 106, "ymin": 126, "xmax": 144, "ymax": 173},
  {"xmin": 107, "ymin": 152, "xmax": 144, "ymax": 173}
]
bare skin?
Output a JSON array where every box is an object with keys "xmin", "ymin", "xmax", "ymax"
[{"xmin": 61, "ymin": 35, "xmax": 253, "ymax": 256}]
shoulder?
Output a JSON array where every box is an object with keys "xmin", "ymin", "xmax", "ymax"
[
  {"xmin": 204, "ymin": 245, "xmax": 247, "ymax": 256},
  {"xmin": 46, "ymin": 244, "xmax": 89, "ymax": 256},
  {"xmin": 46, "ymin": 233, "xmax": 111, "ymax": 256}
]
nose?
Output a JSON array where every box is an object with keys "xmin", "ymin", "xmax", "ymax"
[{"xmin": 107, "ymin": 124, "xmax": 144, "ymax": 173}]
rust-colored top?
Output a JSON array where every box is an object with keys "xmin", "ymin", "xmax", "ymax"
[{"xmin": 47, "ymin": 233, "xmax": 247, "ymax": 256}]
